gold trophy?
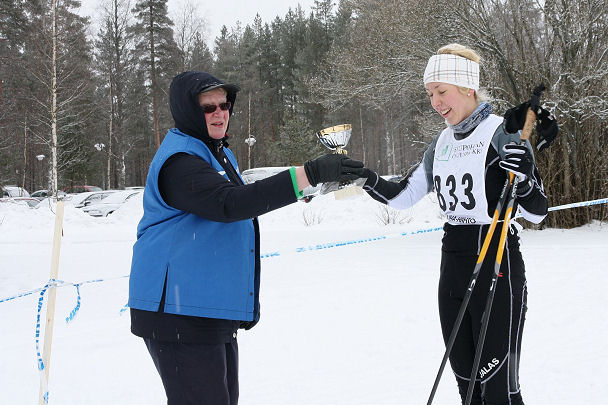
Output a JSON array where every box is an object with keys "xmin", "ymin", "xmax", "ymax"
[{"xmin": 316, "ymin": 124, "xmax": 365, "ymax": 200}]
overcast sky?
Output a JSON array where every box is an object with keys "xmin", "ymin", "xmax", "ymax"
[{"xmin": 78, "ymin": 0, "xmax": 319, "ymax": 46}]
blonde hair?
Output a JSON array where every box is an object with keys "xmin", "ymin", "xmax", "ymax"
[
  {"xmin": 437, "ymin": 44, "xmax": 486, "ymax": 102},
  {"xmin": 437, "ymin": 43, "xmax": 481, "ymax": 63}
]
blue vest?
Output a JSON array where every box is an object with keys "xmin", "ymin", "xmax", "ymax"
[{"xmin": 128, "ymin": 128, "xmax": 257, "ymax": 321}]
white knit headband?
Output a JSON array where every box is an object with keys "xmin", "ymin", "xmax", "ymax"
[{"xmin": 423, "ymin": 54, "xmax": 480, "ymax": 90}]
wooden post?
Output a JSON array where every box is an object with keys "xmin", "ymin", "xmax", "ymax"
[{"xmin": 38, "ymin": 199, "xmax": 64, "ymax": 404}]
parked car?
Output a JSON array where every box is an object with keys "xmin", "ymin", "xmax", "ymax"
[
  {"xmin": 30, "ymin": 189, "xmax": 67, "ymax": 200},
  {"xmin": 74, "ymin": 190, "xmax": 119, "ymax": 208},
  {"xmin": 81, "ymin": 190, "xmax": 141, "ymax": 217},
  {"xmin": 240, "ymin": 166, "xmax": 321, "ymax": 202},
  {"xmin": 2, "ymin": 185, "xmax": 30, "ymax": 197},
  {"xmin": 0, "ymin": 196, "xmax": 40, "ymax": 208},
  {"xmin": 63, "ymin": 185, "xmax": 103, "ymax": 194}
]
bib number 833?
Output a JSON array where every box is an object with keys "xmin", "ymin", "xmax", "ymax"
[{"xmin": 434, "ymin": 173, "xmax": 476, "ymax": 211}]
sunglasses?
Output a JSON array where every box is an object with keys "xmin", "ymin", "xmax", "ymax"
[{"xmin": 201, "ymin": 101, "xmax": 231, "ymax": 114}]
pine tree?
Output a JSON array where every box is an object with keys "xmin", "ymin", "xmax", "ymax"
[
  {"xmin": 0, "ymin": 0, "xmax": 29, "ymax": 161},
  {"xmin": 269, "ymin": 113, "xmax": 324, "ymax": 165},
  {"xmin": 130, "ymin": 0, "xmax": 180, "ymax": 149}
]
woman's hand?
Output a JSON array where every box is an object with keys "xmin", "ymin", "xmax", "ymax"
[
  {"xmin": 303, "ymin": 154, "xmax": 364, "ymax": 186},
  {"xmin": 498, "ymin": 143, "xmax": 533, "ymax": 181}
]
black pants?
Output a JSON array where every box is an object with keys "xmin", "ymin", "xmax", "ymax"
[
  {"xmin": 144, "ymin": 338, "xmax": 239, "ymax": 405},
  {"xmin": 438, "ymin": 224, "xmax": 526, "ymax": 405}
]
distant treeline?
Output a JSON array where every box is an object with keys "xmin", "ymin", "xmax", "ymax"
[{"xmin": 1, "ymin": 0, "xmax": 606, "ymax": 227}]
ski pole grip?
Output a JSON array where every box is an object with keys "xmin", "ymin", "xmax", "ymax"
[
  {"xmin": 520, "ymin": 108, "xmax": 536, "ymax": 141},
  {"xmin": 520, "ymin": 83, "xmax": 546, "ymax": 141}
]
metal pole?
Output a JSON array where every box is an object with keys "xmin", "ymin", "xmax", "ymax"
[{"xmin": 248, "ymin": 91, "xmax": 252, "ymax": 170}]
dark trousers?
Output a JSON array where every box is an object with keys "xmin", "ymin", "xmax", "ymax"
[
  {"xmin": 144, "ymin": 338, "xmax": 239, "ymax": 405},
  {"xmin": 439, "ymin": 228, "xmax": 526, "ymax": 405}
]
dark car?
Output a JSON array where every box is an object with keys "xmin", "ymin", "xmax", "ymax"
[
  {"xmin": 31, "ymin": 189, "xmax": 67, "ymax": 200},
  {"xmin": 63, "ymin": 185, "xmax": 103, "ymax": 194}
]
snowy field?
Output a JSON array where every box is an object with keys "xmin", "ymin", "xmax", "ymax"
[{"xmin": 1, "ymin": 191, "xmax": 606, "ymax": 404}]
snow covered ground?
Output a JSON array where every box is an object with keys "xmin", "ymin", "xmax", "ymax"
[{"xmin": 1, "ymin": 192, "xmax": 606, "ymax": 404}]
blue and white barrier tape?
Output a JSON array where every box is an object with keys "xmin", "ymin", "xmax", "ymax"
[
  {"xmin": 2, "ymin": 198, "xmax": 606, "ymax": 305},
  {"xmin": 547, "ymin": 197, "xmax": 608, "ymax": 212},
  {"xmin": 270, "ymin": 197, "xmax": 608, "ymax": 257},
  {"xmin": 32, "ymin": 276, "xmax": 126, "ymax": 403},
  {"xmin": 0, "ymin": 275, "xmax": 126, "ymax": 306},
  {"xmin": 35, "ymin": 280, "xmax": 58, "ymax": 404},
  {"xmin": 261, "ymin": 230, "xmax": 442, "ymax": 258},
  {"xmin": 65, "ymin": 284, "xmax": 81, "ymax": 324},
  {"xmin": 512, "ymin": 197, "xmax": 608, "ymax": 219},
  {"xmin": 285, "ymin": 227, "xmax": 444, "ymax": 256}
]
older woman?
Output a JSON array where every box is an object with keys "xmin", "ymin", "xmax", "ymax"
[
  {"xmin": 128, "ymin": 71, "xmax": 363, "ymax": 405},
  {"xmin": 354, "ymin": 44, "xmax": 554, "ymax": 404}
]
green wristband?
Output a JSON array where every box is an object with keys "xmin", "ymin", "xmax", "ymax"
[{"xmin": 289, "ymin": 166, "xmax": 304, "ymax": 198}]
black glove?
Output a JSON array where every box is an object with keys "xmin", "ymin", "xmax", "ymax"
[
  {"xmin": 303, "ymin": 154, "xmax": 364, "ymax": 187},
  {"xmin": 360, "ymin": 168, "xmax": 379, "ymax": 187},
  {"xmin": 498, "ymin": 143, "xmax": 534, "ymax": 181},
  {"xmin": 504, "ymin": 103, "xmax": 558, "ymax": 152},
  {"xmin": 503, "ymin": 102, "xmax": 530, "ymax": 133},
  {"xmin": 535, "ymin": 108, "xmax": 558, "ymax": 152}
]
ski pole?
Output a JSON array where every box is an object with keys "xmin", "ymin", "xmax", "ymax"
[
  {"xmin": 464, "ymin": 174, "xmax": 519, "ymax": 405},
  {"xmin": 426, "ymin": 175, "xmax": 512, "ymax": 405},
  {"xmin": 463, "ymin": 85, "xmax": 546, "ymax": 405}
]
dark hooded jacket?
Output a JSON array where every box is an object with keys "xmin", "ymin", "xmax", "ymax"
[
  {"xmin": 130, "ymin": 72, "xmax": 297, "ymax": 343},
  {"xmin": 169, "ymin": 71, "xmax": 239, "ymax": 146}
]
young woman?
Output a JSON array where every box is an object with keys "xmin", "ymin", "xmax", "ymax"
[{"xmin": 354, "ymin": 44, "xmax": 553, "ymax": 404}]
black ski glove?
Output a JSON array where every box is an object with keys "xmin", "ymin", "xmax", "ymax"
[
  {"xmin": 503, "ymin": 102, "xmax": 530, "ymax": 134},
  {"xmin": 504, "ymin": 102, "xmax": 558, "ymax": 151},
  {"xmin": 360, "ymin": 168, "xmax": 379, "ymax": 187},
  {"xmin": 498, "ymin": 143, "xmax": 534, "ymax": 181},
  {"xmin": 304, "ymin": 154, "xmax": 364, "ymax": 187},
  {"xmin": 535, "ymin": 108, "xmax": 558, "ymax": 152}
]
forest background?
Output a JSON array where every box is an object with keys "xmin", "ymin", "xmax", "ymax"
[{"xmin": 1, "ymin": 0, "xmax": 606, "ymax": 228}]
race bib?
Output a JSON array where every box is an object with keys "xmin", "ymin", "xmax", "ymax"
[{"xmin": 433, "ymin": 115, "xmax": 502, "ymax": 225}]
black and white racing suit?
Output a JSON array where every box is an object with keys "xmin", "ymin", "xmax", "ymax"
[{"xmin": 363, "ymin": 114, "xmax": 547, "ymax": 405}]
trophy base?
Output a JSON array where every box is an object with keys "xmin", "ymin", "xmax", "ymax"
[
  {"xmin": 333, "ymin": 186, "xmax": 364, "ymax": 200},
  {"xmin": 319, "ymin": 178, "xmax": 366, "ymax": 200}
]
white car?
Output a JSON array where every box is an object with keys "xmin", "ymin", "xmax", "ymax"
[
  {"xmin": 2, "ymin": 185, "xmax": 30, "ymax": 197},
  {"xmin": 74, "ymin": 190, "xmax": 119, "ymax": 208},
  {"xmin": 240, "ymin": 166, "xmax": 321, "ymax": 201},
  {"xmin": 81, "ymin": 190, "xmax": 142, "ymax": 217},
  {"xmin": 0, "ymin": 196, "xmax": 40, "ymax": 208}
]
